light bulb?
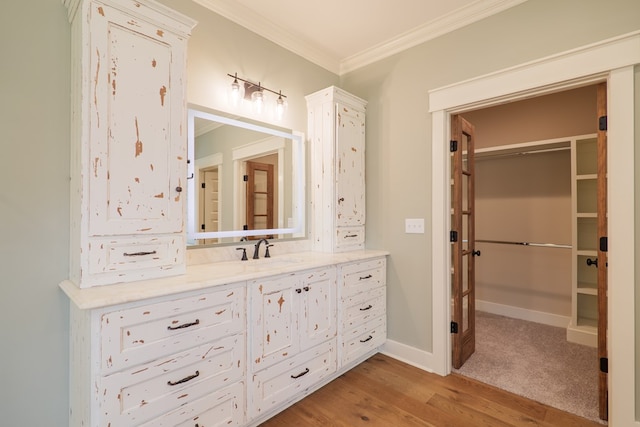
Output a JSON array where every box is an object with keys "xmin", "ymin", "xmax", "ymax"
[
  {"xmin": 252, "ymin": 89, "xmax": 264, "ymax": 114},
  {"xmin": 275, "ymin": 94, "xmax": 286, "ymax": 120},
  {"xmin": 230, "ymin": 76, "xmax": 242, "ymax": 107}
]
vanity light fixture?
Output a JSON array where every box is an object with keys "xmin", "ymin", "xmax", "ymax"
[
  {"xmin": 229, "ymin": 72, "xmax": 243, "ymax": 107},
  {"xmin": 275, "ymin": 90, "xmax": 287, "ymax": 120},
  {"xmin": 227, "ymin": 73, "xmax": 287, "ymax": 118}
]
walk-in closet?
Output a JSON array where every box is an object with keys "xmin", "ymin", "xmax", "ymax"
[{"xmin": 454, "ymin": 84, "xmax": 606, "ymax": 423}]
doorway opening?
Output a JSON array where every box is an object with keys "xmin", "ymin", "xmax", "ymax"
[
  {"xmin": 429, "ymin": 33, "xmax": 639, "ymax": 425},
  {"xmin": 449, "ymin": 84, "xmax": 605, "ymax": 422}
]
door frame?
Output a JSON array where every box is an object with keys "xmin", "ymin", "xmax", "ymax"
[{"xmin": 429, "ymin": 31, "xmax": 639, "ymax": 425}]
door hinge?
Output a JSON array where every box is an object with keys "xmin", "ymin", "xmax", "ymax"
[
  {"xmin": 200, "ymin": 224, "xmax": 205, "ymax": 230},
  {"xmin": 201, "ymin": 182, "xmax": 206, "ymax": 189},
  {"xmin": 600, "ymin": 357, "xmax": 608, "ymax": 373},
  {"xmin": 450, "ymin": 230, "xmax": 458, "ymax": 242},
  {"xmin": 243, "ymin": 224, "xmax": 248, "ymax": 230},
  {"xmin": 243, "ymin": 174, "xmax": 249, "ymax": 182},
  {"xmin": 450, "ymin": 321, "xmax": 459, "ymax": 334},
  {"xmin": 450, "ymin": 140, "xmax": 458, "ymax": 152},
  {"xmin": 599, "ymin": 115, "xmax": 608, "ymax": 131},
  {"xmin": 600, "ymin": 236, "xmax": 608, "ymax": 252}
]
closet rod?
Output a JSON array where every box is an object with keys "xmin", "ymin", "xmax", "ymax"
[{"xmin": 475, "ymin": 239, "xmax": 572, "ymax": 249}]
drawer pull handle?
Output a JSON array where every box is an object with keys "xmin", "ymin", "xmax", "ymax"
[
  {"xmin": 167, "ymin": 319, "xmax": 200, "ymax": 330},
  {"xmin": 123, "ymin": 250, "xmax": 157, "ymax": 257},
  {"xmin": 167, "ymin": 370, "xmax": 199, "ymax": 386},
  {"xmin": 303, "ymin": 286, "xmax": 310, "ymax": 292},
  {"xmin": 344, "ymin": 234, "xmax": 358, "ymax": 238},
  {"xmin": 360, "ymin": 305, "xmax": 373, "ymax": 311},
  {"xmin": 359, "ymin": 274, "xmax": 373, "ymax": 280},
  {"xmin": 290, "ymin": 368, "xmax": 310, "ymax": 379},
  {"xmin": 360, "ymin": 335, "xmax": 373, "ymax": 343}
]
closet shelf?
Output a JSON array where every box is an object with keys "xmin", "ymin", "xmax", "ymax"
[
  {"xmin": 577, "ymin": 287, "xmax": 598, "ymax": 296},
  {"xmin": 576, "ymin": 174, "xmax": 597, "ymax": 180},
  {"xmin": 576, "ymin": 213, "xmax": 597, "ymax": 218}
]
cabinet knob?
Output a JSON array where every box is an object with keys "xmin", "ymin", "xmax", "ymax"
[{"xmin": 175, "ymin": 186, "xmax": 183, "ymax": 192}]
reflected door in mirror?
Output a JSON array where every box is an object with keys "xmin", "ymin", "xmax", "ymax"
[
  {"xmin": 198, "ymin": 166, "xmax": 219, "ymax": 245},
  {"xmin": 246, "ymin": 161, "xmax": 274, "ymax": 239}
]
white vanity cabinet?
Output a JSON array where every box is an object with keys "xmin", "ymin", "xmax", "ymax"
[
  {"xmin": 339, "ymin": 258, "xmax": 387, "ymax": 367},
  {"xmin": 306, "ymin": 87, "xmax": 367, "ymax": 252},
  {"xmin": 66, "ymin": 0, "xmax": 196, "ymax": 288},
  {"xmin": 62, "ymin": 252, "xmax": 388, "ymax": 426},
  {"xmin": 249, "ymin": 267, "xmax": 337, "ymax": 417},
  {"xmin": 69, "ymin": 284, "xmax": 246, "ymax": 426}
]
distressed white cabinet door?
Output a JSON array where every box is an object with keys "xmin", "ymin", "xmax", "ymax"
[
  {"xmin": 306, "ymin": 87, "xmax": 367, "ymax": 252},
  {"xmin": 88, "ymin": 2, "xmax": 185, "ymax": 236},
  {"xmin": 335, "ymin": 103, "xmax": 366, "ymax": 227},
  {"xmin": 299, "ymin": 268, "xmax": 337, "ymax": 350},
  {"xmin": 251, "ymin": 274, "xmax": 300, "ymax": 370}
]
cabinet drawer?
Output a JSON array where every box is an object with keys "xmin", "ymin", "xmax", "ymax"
[
  {"xmin": 335, "ymin": 226, "xmax": 365, "ymax": 250},
  {"xmin": 101, "ymin": 334, "xmax": 244, "ymax": 426},
  {"xmin": 88, "ymin": 234, "xmax": 185, "ymax": 276},
  {"xmin": 251, "ymin": 339, "xmax": 337, "ymax": 418},
  {"xmin": 342, "ymin": 316, "xmax": 386, "ymax": 366},
  {"xmin": 342, "ymin": 286, "xmax": 385, "ymax": 330},
  {"xmin": 101, "ymin": 286, "xmax": 245, "ymax": 373},
  {"xmin": 340, "ymin": 257, "xmax": 386, "ymax": 298},
  {"xmin": 138, "ymin": 382, "xmax": 245, "ymax": 427}
]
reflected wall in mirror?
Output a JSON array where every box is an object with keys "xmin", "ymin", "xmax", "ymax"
[{"xmin": 187, "ymin": 106, "xmax": 305, "ymax": 246}]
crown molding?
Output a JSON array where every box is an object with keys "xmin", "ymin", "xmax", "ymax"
[
  {"xmin": 340, "ymin": 0, "xmax": 528, "ymax": 74},
  {"xmin": 193, "ymin": 0, "xmax": 341, "ymax": 74},
  {"xmin": 62, "ymin": 0, "xmax": 81, "ymax": 22},
  {"xmin": 194, "ymin": 0, "xmax": 528, "ymax": 76},
  {"xmin": 64, "ymin": 0, "xmax": 197, "ymax": 35}
]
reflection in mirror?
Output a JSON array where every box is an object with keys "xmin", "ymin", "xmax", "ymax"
[{"xmin": 187, "ymin": 106, "xmax": 305, "ymax": 246}]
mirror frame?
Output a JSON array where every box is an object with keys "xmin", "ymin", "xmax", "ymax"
[{"xmin": 186, "ymin": 107, "xmax": 306, "ymax": 243}]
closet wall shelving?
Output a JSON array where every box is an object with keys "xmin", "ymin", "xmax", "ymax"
[
  {"xmin": 569, "ymin": 134, "xmax": 599, "ymax": 347},
  {"xmin": 470, "ymin": 133, "xmax": 599, "ymax": 347}
]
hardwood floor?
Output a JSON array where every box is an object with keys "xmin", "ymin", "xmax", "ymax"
[{"xmin": 260, "ymin": 353, "xmax": 603, "ymax": 427}]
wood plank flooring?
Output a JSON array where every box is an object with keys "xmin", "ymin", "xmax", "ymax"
[{"xmin": 260, "ymin": 353, "xmax": 603, "ymax": 427}]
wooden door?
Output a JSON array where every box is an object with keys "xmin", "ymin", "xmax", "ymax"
[
  {"xmin": 596, "ymin": 82, "xmax": 608, "ymax": 421},
  {"xmin": 246, "ymin": 161, "xmax": 274, "ymax": 238},
  {"xmin": 451, "ymin": 115, "xmax": 477, "ymax": 369},
  {"xmin": 198, "ymin": 167, "xmax": 219, "ymax": 245}
]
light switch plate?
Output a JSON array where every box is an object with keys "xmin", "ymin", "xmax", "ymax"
[{"xmin": 405, "ymin": 218, "xmax": 425, "ymax": 234}]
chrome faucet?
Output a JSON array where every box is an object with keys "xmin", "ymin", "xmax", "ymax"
[{"xmin": 252, "ymin": 238, "xmax": 270, "ymax": 259}]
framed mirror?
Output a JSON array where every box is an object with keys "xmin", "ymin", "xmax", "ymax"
[{"xmin": 187, "ymin": 105, "xmax": 305, "ymax": 246}]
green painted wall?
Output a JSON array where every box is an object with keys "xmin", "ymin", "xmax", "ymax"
[
  {"xmin": 341, "ymin": 0, "xmax": 640, "ymax": 358},
  {"xmin": 0, "ymin": 2, "xmax": 70, "ymax": 426}
]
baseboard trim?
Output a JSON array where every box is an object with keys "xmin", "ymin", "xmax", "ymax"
[
  {"xmin": 476, "ymin": 300, "xmax": 570, "ymax": 329},
  {"xmin": 566, "ymin": 322, "xmax": 597, "ymax": 348},
  {"xmin": 380, "ymin": 339, "xmax": 436, "ymax": 374}
]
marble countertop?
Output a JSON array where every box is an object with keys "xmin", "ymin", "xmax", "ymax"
[{"xmin": 60, "ymin": 250, "xmax": 389, "ymax": 310}]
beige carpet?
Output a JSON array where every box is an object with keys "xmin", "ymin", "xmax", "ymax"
[{"xmin": 453, "ymin": 311, "xmax": 605, "ymax": 424}]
